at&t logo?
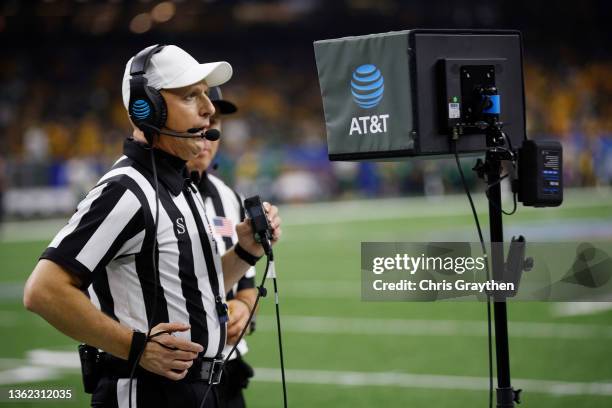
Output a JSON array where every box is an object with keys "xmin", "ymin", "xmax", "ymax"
[
  {"xmin": 349, "ymin": 64, "xmax": 390, "ymax": 136},
  {"xmin": 351, "ymin": 64, "xmax": 384, "ymax": 108}
]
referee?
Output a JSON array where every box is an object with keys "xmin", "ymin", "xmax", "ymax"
[
  {"xmin": 187, "ymin": 87, "xmax": 256, "ymax": 408},
  {"xmin": 23, "ymin": 44, "xmax": 282, "ymax": 408}
]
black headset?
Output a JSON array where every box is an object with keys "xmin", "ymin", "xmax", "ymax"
[{"xmin": 128, "ymin": 44, "xmax": 168, "ymax": 145}]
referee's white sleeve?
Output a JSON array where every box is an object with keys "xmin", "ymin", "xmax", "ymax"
[{"xmin": 40, "ymin": 181, "xmax": 145, "ymax": 289}]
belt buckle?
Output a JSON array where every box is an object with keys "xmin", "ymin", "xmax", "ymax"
[{"xmin": 202, "ymin": 358, "xmax": 224, "ymax": 385}]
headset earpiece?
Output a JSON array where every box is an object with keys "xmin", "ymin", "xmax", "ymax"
[{"xmin": 128, "ymin": 45, "xmax": 168, "ymax": 145}]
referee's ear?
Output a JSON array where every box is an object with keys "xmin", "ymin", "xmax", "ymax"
[{"xmin": 130, "ymin": 123, "xmax": 152, "ymax": 145}]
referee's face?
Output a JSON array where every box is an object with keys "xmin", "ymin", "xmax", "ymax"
[
  {"xmin": 187, "ymin": 112, "xmax": 220, "ymax": 173},
  {"xmin": 158, "ymin": 81, "xmax": 216, "ymax": 161}
]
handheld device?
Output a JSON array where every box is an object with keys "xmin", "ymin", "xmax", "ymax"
[{"xmin": 244, "ymin": 195, "xmax": 273, "ymax": 257}]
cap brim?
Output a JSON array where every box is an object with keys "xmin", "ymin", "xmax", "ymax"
[
  {"xmin": 213, "ymin": 100, "xmax": 237, "ymax": 115},
  {"xmin": 164, "ymin": 61, "xmax": 233, "ymax": 89}
]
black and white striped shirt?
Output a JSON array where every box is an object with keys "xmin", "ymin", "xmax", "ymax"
[
  {"xmin": 41, "ymin": 139, "xmax": 227, "ymax": 358},
  {"xmin": 193, "ymin": 171, "xmax": 256, "ymax": 358}
]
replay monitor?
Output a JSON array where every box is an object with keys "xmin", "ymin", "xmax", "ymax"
[{"xmin": 314, "ymin": 29, "xmax": 526, "ymax": 160}]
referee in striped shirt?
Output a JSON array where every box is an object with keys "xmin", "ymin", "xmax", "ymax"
[
  {"xmin": 23, "ymin": 45, "xmax": 282, "ymax": 408},
  {"xmin": 187, "ymin": 87, "xmax": 255, "ymax": 408}
]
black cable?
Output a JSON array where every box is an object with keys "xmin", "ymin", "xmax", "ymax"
[
  {"xmin": 496, "ymin": 132, "xmax": 518, "ymax": 216},
  {"xmin": 486, "ymin": 189, "xmax": 517, "ymax": 216},
  {"xmin": 485, "ymin": 173, "xmax": 517, "ymax": 216},
  {"xmin": 501, "ymin": 131, "xmax": 514, "ymax": 153},
  {"xmin": 198, "ymin": 254, "xmax": 286, "ymax": 408},
  {"xmin": 129, "ymin": 147, "xmax": 160, "ymax": 408},
  {"xmin": 453, "ymin": 142, "xmax": 494, "ymax": 408},
  {"xmin": 486, "ymin": 173, "xmax": 509, "ymax": 190},
  {"xmin": 272, "ymin": 275, "xmax": 288, "ymax": 408},
  {"xmin": 485, "ymin": 131, "xmax": 519, "ymax": 217},
  {"xmin": 507, "ymin": 193, "xmax": 517, "ymax": 216},
  {"xmin": 222, "ymin": 257, "xmax": 272, "ymax": 374},
  {"xmin": 189, "ymin": 181, "xmax": 288, "ymax": 407}
]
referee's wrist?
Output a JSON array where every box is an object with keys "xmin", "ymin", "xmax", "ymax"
[
  {"xmin": 233, "ymin": 298, "xmax": 256, "ymax": 335},
  {"xmin": 234, "ymin": 297, "xmax": 254, "ymax": 313},
  {"xmin": 128, "ymin": 331, "xmax": 147, "ymax": 368},
  {"xmin": 234, "ymin": 242, "xmax": 262, "ymax": 266}
]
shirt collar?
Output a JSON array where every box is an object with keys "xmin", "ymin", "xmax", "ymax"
[
  {"xmin": 191, "ymin": 170, "xmax": 218, "ymax": 198},
  {"xmin": 123, "ymin": 139, "xmax": 188, "ymax": 196}
]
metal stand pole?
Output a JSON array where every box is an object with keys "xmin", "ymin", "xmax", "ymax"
[{"xmin": 485, "ymin": 150, "xmax": 520, "ymax": 407}]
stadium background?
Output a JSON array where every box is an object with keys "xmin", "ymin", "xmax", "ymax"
[{"xmin": 0, "ymin": 1, "xmax": 611, "ymax": 407}]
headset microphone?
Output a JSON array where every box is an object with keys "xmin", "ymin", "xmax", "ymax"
[
  {"xmin": 203, "ymin": 128, "xmax": 220, "ymax": 141},
  {"xmin": 141, "ymin": 123, "xmax": 220, "ymax": 141},
  {"xmin": 187, "ymin": 128, "xmax": 221, "ymax": 141}
]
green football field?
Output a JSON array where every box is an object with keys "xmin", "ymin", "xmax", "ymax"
[{"xmin": 1, "ymin": 187, "xmax": 611, "ymax": 407}]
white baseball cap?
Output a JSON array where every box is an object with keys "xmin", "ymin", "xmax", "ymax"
[{"xmin": 121, "ymin": 44, "xmax": 233, "ymax": 109}]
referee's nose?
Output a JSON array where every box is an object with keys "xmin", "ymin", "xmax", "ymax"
[{"xmin": 199, "ymin": 90, "xmax": 216, "ymax": 124}]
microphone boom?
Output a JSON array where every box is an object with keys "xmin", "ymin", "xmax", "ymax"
[{"xmin": 142, "ymin": 123, "xmax": 220, "ymax": 141}]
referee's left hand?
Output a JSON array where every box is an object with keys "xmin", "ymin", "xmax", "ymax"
[
  {"xmin": 236, "ymin": 202, "xmax": 282, "ymax": 257},
  {"xmin": 226, "ymin": 299, "xmax": 250, "ymax": 345}
]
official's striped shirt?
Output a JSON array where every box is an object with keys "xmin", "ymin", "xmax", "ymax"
[
  {"xmin": 193, "ymin": 171, "xmax": 255, "ymax": 359},
  {"xmin": 41, "ymin": 139, "xmax": 227, "ymax": 358}
]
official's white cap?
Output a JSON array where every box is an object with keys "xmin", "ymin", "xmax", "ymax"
[{"xmin": 122, "ymin": 45, "xmax": 233, "ymax": 109}]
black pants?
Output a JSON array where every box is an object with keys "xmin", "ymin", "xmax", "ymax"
[
  {"xmin": 215, "ymin": 357, "xmax": 254, "ymax": 408},
  {"xmin": 91, "ymin": 375, "xmax": 220, "ymax": 408}
]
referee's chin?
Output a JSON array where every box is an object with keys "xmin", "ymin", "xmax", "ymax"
[
  {"xmin": 187, "ymin": 139, "xmax": 206, "ymax": 160},
  {"xmin": 156, "ymin": 135, "xmax": 206, "ymax": 162},
  {"xmin": 177, "ymin": 139, "xmax": 207, "ymax": 162}
]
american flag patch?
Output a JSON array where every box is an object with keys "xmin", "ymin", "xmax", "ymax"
[{"xmin": 213, "ymin": 216, "xmax": 234, "ymax": 237}]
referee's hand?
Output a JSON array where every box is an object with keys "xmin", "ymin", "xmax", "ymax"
[
  {"xmin": 139, "ymin": 322, "xmax": 203, "ymax": 381},
  {"xmin": 227, "ymin": 299, "xmax": 250, "ymax": 345}
]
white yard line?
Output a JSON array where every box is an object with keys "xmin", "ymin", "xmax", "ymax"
[
  {"xmin": 253, "ymin": 368, "xmax": 612, "ymax": 397},
  {"xmin": 279, "ymin": 187, "xmax": 612, "ymax": 227},
  {"xmin": 0, "ymin": 366, "xmax": 62, "ymax": 385},
  {"xmin": 254, "ymin": 315, "xmax": 612, "ymax": 339},
  {"xmin": 1, "ymin": 187, "xmax": 610, "ymax": 242},
  {"xmin": 1, "ymin": 350, "xmax": 610, "ymax": 397},
  {"xmin": 552, "ymin": 302, "xmax": 612, "ymax": 317},
  {"xmin": 2, "ymin": 302, "xmax": 611, "ymax": 339},
  {"xmin": 0, "ymin": 218, "xmax": 68, "ymax": 243},
  {"xmin": 0, "ymin": 350, "xmax": 80, "ymax": 385}
]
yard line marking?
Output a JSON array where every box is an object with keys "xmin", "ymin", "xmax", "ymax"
[
  {"xmin": 255, "ymin": 315, "xmax": 612, "ymax": 339},
  {"xmin": 4, "ymin": 279, "xmax": 612, "ymax": 305},
  {"xmin": 0, "ymin": 358, "xmax": 29, "ymax": 370},
  {"xmin": 0, "ymin": 366, "xmax": 62, "ymax": 385},
  {"xmin": 253, "ymin": 368, "xmax": 612, "ymax": 397},
  {"xmin": 552, "ymin": 302, "xmax": 612, "ymax": 317},
  {"xmin": 0, "ymin": 218, "xmax": 67, "ymax": 243},
  {"xmin": 2, "ymin": 307, "xmax": 611, "ymax": 340},
  {"xmin": 2, "ymin": 350, "xmax": 612, "ymax": 397},
  {"xmin": 0, "ymin": 350, "xmax": 80, "ymax": 385},
  {"xmin": 279, "ymin": 187, "xmax": 612, "ymax": 227},
  {"xmin": 27, "ymin": 349, "xmax": 80, "ymax": 369},
  {"xmin": 281, "ymin": 280, "xmax": 357, "ymax": 298},
  {"xmin": 2, "ymin": 187, "xmax": 611, "ymax": 242}
]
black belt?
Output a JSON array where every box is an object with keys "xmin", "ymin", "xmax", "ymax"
[
  {"xmin": 100, "ymin": 353, "xmax": 224, "ymax": 385},
  {"xmin": 187, "ymin": 356, "xmax": 224, "ymax": 384}
]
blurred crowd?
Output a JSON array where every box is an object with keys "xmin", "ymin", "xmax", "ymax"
[{"xmin": 1, "ymin": 48, "xmax": 611, "ymax": 215}]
